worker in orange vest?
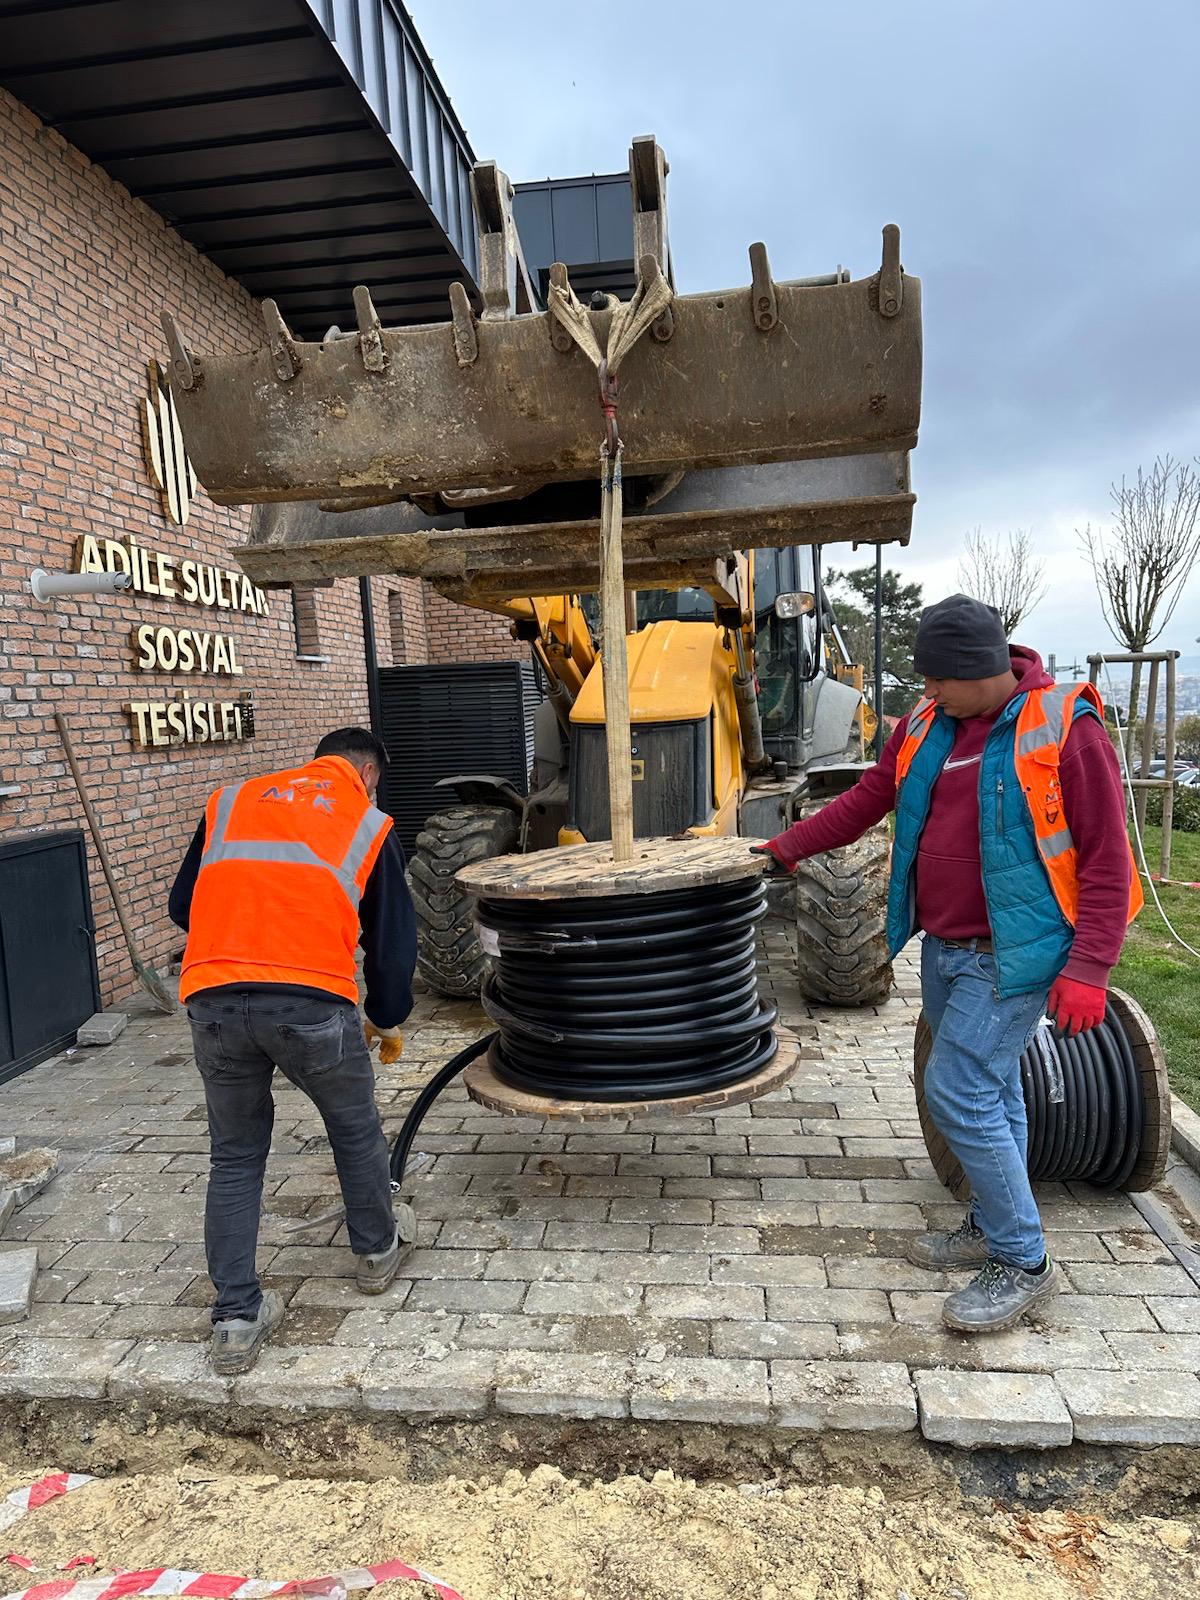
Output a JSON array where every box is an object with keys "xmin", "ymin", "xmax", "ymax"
[
  {"xmin": 756, "ymin": 596, "xmax": 1140, "ymax": 1335},
  {"xmin": 170, "ymin": 726, "xmax": 416, "ymax": 1373}
]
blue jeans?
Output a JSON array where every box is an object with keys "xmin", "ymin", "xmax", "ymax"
[
  {"xmin": 188, "ymin": 988, "xmax": 395, "ymax": 1322},
  {"xmin": 920, "ymin": 935, "xmax": 1049, "ymax": 1269}
]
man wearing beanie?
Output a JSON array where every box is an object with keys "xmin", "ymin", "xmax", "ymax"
[{"xmin": 756, "ymin": 594, "xmax": 1141, "ymax": 1334}]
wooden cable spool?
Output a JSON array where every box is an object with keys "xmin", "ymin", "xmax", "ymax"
[{"xmin": 913, "ymin": 985, "xmax": 1171, "ymax": 1198}]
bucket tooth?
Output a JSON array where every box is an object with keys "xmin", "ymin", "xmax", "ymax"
[
  {"xmin": 262, "ymin": 298, "xmax": 300, "ymax": 381},
  {"xmin": 547, "ymin": 262, "xmax": 575, "ymax": 353},
  {"xmin": 878, "ymin": 224, "xmax": 903, "ymax": 318},
  {"xmin": 449, "ymin": 281, "xmax": 479, "ymax": 367},
  {"xmin": 353, "ymin": 285, "xmax": 387, "ymax": 373},
  {"xmin": 160, "ymin": 309, "xmax": 200, "ymax": 390},
  {"xmin": 748, "ymin": 242, "xmax": 778, "ymax": 333}
]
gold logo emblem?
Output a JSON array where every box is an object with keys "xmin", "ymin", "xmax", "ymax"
[{"xmin": 142, "ymin": 358, "xmax": 197, "ymax": 525}]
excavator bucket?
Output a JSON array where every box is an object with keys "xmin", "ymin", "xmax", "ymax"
[{"xmin": 163, "ymin": 137, "xmax": 921, "ymax": 595}]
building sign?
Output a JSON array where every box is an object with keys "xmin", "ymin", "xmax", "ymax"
[
  {"xmin": 75, "ymin": 536, "xmax": 269, "ymax": 614},
  {"xmin": 127, "ymin": 690, "xmax": 255, "ymax": 749},
  {"xmin": 142, "ymin": 358, "xmax": 197, "ymax": 525},
  {"xmin": 75, "ymin": 523, "xmax": 267, "ymax": 748}
]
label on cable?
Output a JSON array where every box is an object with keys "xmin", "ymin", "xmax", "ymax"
[{"xmin": 475, "ymin": 922, "xmax": 501, "ymax": 958}]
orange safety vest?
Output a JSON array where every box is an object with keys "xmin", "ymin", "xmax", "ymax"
[
  {"xmin": 895, "ymin": 683, "xmax": 1143, "ymax": 929},
  {"xmin": 180, "ymin": 755, "xmax": 393, "ymax": 1004}
]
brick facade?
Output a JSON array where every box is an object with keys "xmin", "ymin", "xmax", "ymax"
[{"xmin": 0, "ymin": 89, "xmax": 520, "ymax": 1017}]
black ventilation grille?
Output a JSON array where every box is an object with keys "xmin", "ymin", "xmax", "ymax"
[{"xmin": 378, "ymin": 661, "xmax": 538, "ymax": 856}]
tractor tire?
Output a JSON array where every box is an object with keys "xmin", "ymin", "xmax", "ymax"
[
  {"xmin": 793, "ymin": 821, "xmax": 893, "ymax": 1007},
  {"xmin": 410, "ymin": 805, "xmax": 520, "ymax": 997}
]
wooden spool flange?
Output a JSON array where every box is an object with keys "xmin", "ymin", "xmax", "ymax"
[
  {"xmin": 456, "ymin": 837, "xmax": 782, "ymax": 1119},
  {"xmin": 465, "ymin": 1023, "xmax": 803, "ymax": 1121},
  {"xmin": 455, "ymin": 835, "xmax": 769, "ymax": 900},
  {"xmin": 914, "ymin": 985, "xmax": 1172, "ymax": 1199}
]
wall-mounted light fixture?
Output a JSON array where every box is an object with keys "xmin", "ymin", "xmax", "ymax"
[{"xmin": 29, "ymin": 568, "xmax": 134, "ymax": 602}]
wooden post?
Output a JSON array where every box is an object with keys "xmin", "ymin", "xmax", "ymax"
[
  {"xmin": 1135, "ymin": 657, "xmax": 1160, "ymax": 837},
  {"xmin": 1162, "ymin": 653, "xmax": 1177, "ymax": 882},
  {"xmin": 600, "ymin": 449, "xmax": 635, "ymax": 861}
]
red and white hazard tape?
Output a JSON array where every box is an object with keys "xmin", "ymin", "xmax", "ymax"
[{"xmin": 0, "ymin": 1476, "xmax": 464, "ymax": 1600}]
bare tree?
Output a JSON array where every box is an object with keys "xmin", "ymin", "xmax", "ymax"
[
  {"xmin": 957, "ymin": 527, "xmax": 1047, "ymax": 634},
  {"xmin": 1079, "ymin": 455, "xmax": 1200, "ymax": 772}
]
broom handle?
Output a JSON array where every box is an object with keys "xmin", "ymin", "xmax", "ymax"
[{"xmin": 54, "ymin": 711, "xmax": 144, "ymax": 968}]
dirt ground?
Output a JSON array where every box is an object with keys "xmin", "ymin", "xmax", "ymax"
[{"xmin": 1, "ymin": 1461, "xmax": 1197, "ymax": 1600}]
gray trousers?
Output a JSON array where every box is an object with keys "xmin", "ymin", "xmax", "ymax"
[{"xmin": 187, "ymin": 987, "xmax": 395, "ymax": 1321}]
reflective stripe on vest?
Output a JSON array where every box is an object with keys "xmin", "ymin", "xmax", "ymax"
[
  {"xmin": 894, "ymin": 697, "xmax": 936, "ymax": 785},
  {"xmin": 204, "ymin": 780, "xmax": 390, "ymax": 908},
  {"xmin": 1012, "ymin": 681, "xmax": 1141, "ymax": 925}
]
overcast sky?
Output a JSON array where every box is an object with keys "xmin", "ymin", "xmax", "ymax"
[{"xmin": 409, "ymin": 0, "xmax": 1200, "ymax": 673}]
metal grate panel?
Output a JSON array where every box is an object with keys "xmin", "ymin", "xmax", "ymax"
[{"xmin": 377, "ymin": 660, "xmax": 538, "ymax": 855}]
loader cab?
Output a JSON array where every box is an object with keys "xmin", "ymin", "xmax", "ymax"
[{"xmin": 753, "ymin": 545, "xmax": 822, "ymax": 772}]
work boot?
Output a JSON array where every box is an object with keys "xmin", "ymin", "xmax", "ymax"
[
  {"xmin": 941, "ymin": 1256, "xmax": 1059, "ymax": 1334},
  {"xmin": 211, "ymin": 1289, "xmax": 284, "ymax": 1375},
  {"xmin": 355, "ymin": 1205, "xmax": 416, "ymax": 1296},
  {"xmin": 906, "ymin": 1210, "xmax": 990, "ymax": 1271}
]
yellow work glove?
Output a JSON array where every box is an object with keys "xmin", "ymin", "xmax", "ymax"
[{"xmin": 364, "ymin": 1019, "xmax": 404, "ymax": 1064}]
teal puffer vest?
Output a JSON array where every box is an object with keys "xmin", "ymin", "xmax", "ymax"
[{"xmin": 885, "ymin": 693, "xmax": 1098, "ymax": 997}]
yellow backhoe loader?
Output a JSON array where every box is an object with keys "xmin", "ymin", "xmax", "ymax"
[{"xmin": 163, "ymin": 137, "xmax": 922, "ymax": 1009}]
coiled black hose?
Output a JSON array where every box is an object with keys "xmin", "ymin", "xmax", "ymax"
[
  {"xmin": 1020, "ymin": 1006, "xmax": 1143, "ymax": 1188},
  {"xmin": 476, "ymin": 876, "xmax": 778, "ymax": 1101}
]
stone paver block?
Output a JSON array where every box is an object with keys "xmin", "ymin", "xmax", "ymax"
[
  {"xmin": 522, "ymin": 1281, "xmax": 641, "ymax": 1317},
  {"xmin": 496, "ymin": 1350, "xmax": 629, "ymax": 1419},
  {"xmin": 1066, "ymin": 1263, "xmax": 1200, "ymax": 1298},
  {"xmin": 815, "ymin": 1202, "xmax": 927, "ymax": 1230},
  {"xmin": 76, "ymin": 1012, "xmax": 129, "ymax": 1046},
  {"xmin": 1148, "ymin": 1297, "xmax": 1200, "ymax": 1334},
  {"xmin": 1057, "ymin": 1369, "xmax": 1200, "ymax": 1445},
  {"xmin": 542, "ymin": 1222, "xmax": 650, "ymax": 1252},
  {"xmin": 483, "ymin": 1249, "xmax": 707, "ymax": 1286},
  {"xmin": 1038, "ymin": 1295, "xmax": 1157, "ymax": 1332},
  {"xmin": 712, "ymin": 1321, "xmax": 839, "ymax": 1362},
  {"xmin": 64, "ymin": 1270, "xmax": 198, "ymax": 1306},
  {"xmin": 1106, "ymin": 1331, "xmax": 1200, "ymax": 1370},
  {"xmin": 768, "ymin": 1287, "xmax": 892, "ymax": 1324},
  {"xmin": 771, "ymin": 1360, "xmax": 916, "ymax": 1433},
  {"xmin": 826, "ymin": 1256, "xmax": 950, "ymax": 1292},
  {"xmin": 630, "ymin": 1357, "xmax": 769, "ymax": 1424},
  {"xmin": 0, "ymin": 1191, "xmax": 15, "ymax": 1236},
  {"xmin": 109, "ymin": 1338, "xmax": 232, "ymax": 1404},
  {"xmin": 643, "ymin": 1284, "xmax": 764, "ymax": 1322},
  {"xmin": 651, "ymin": 1225, "xmax": 759, "ymax": 1254},
  {"xmin": 235, "ymin": 1344, "xmax": 366, "ymax": 1410},
  {"xmin": 103, "ymin": 1306, "xmax": 210, "ymax": 1342},
  {"xmin": 0, "ymin": 1336, "xmax": 133, "ymax": 1399},
  {"xmin": 362, "ymin": 1348, "xmax": 496, "ymax": 1417},
  {"xmin": 331, "ymin": 1308, "xmax": 467, "ymax": 1347},
  {"xmin": 712, "ymin": 1255, "xmax": 826, "ymax": 1288},
  {"xmin": 0, "ymin": 1138, "xmax": 15, "ymax": 1157},
  {"xmin": 915, "ymin": 1371, "xmax": 1072, "ymax": 1448},
  {"xmin": 0, "ymin": 1248, "xmax": 38, "ymax": 1323},
  {"xmin": 1, "ymin": 1150, "xmax": 60, "ymax": 1210}
]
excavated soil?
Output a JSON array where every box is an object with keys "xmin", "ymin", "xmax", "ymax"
[{"xmin": 1, "ymin": 1459, "xmax": 1197, "ymax": 1600}]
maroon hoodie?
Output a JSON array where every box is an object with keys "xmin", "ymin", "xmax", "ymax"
[{"xmin": 767, "ymin": 648, "xmax": 1133, "ymax": 987}]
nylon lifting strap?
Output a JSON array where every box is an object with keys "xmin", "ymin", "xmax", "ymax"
[
  {"xmin": 202, "ymin": 782, "xmax": 390, "ymax": 906},
  {"xmin": 546, "ymin": 262, "xmax": 675, "ymax": 862}
]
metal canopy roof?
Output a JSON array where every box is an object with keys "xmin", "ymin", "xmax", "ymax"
[{"xmin": 0, "ymin": 0, "xmax": 480, "ymax": 339}]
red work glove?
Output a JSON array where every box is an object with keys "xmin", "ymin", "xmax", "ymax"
[
  {"xmin": 1048, "ymin": 977, "xmax": 1107, "ymax": 1038},
  {"xmin": 749, "ymin": 841, "xmax": 794, "ymax": 878}
]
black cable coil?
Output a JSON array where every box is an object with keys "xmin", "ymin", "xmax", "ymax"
[
  {"xmin": 1020, "ymin": 1007, "xmax": 1143, "ymax": 1189},
  {"xmin": 476, "ymin": 877, "xmax": 778, "ymax": 1101}
]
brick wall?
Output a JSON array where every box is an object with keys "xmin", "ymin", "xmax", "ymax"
[
  {"xmin": 0, "ymin": 89, "xmax": 382, "ymax": 1005},
  {"xmin": 0, "ymin": 89, "xmax": 520, "ymax": 1013}
]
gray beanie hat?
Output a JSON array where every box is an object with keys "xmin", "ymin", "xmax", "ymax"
[{"xmin": 913, "ymin": 594, "xmax": 1010, "ymax": 680}]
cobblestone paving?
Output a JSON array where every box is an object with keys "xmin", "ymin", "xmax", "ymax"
[{"xmin": 1, "ymin": 926, "xmax": 1198, "ymax": 1446}]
